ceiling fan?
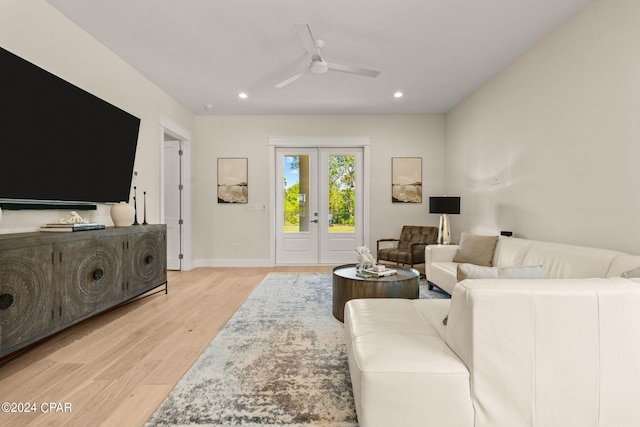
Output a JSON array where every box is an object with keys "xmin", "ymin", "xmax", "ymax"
[{"xmin": 275, "ymin": 24, "xmax": 381, "ymax": 88}]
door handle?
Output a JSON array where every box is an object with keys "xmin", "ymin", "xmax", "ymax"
[{"xmin": 310, "ymin": 219, "xmax": 318, "ymax": 223}]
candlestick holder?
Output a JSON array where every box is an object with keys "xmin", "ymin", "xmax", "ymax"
[
  {"xmin": 133, "ymin": 186, "xmax": 140, "ymax": 225},
  {"xmin": 142, "ymin": 191, "xmax": 148, "ymax": 225}
]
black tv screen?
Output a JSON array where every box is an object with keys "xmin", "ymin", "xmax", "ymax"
[{"xmin": 0, "ymin": 46, "xmax": 140, "ymax": 206}]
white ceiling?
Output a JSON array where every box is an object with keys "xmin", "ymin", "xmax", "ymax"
[{"xmin": 47, "ymin": 0, "xmax": 591, "ymax": 115}]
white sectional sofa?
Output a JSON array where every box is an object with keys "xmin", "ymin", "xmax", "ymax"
[
  {"xmin": 344, "ymin": 277, "xmax": 640, "ymax": 427},
  {"xmin": 426, "ymin": 235, "xmax": 640, "ymax": 294}
]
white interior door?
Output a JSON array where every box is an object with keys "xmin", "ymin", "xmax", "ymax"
[
  {"xmin": 275, "ymin": 146, "xmax": 363, "ymax": 264},
  {"xmin": 164, "ymin": 140, "xmax": 182, "ymax": 270}
]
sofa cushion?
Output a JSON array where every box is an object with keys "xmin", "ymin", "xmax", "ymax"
[
  {"xmin": 344, "ymin": 298, "xmax": 474, "ymax": 427},
  {"xmin": 491, "ymin": 236, "xmax": 534, "ymax": 267},
  {"xmin": 456, "ymin": 263, "xmax": 544, "ymax": 281},
  {"xmin": 452, "ymin": 233, "xmax": 499, "ymax": 266},
  {"xmin": 522, "ymin": 241, "xmax": 620, "ymax": 279},
  {"xmin": 347, "ymin": 333, "xmax": 473, "ymax": 427},
  {"xmin": 377, "ymin": 247, "xmax": 423, "ymax": 265},
  {"xmin": 344, "ymin": 299, "xmax": 443, "ymax": 352}
]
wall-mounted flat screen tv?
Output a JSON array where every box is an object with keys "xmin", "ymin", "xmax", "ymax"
[{"xmin": 0, "ymin": 46, "xmax": 140, "ymax": 209}]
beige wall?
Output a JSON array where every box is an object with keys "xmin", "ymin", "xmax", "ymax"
[
  {"xmin": 193, "ymin": 115, "xmax": 445, "ymax": 265},
  {"xmin": 0, "ymin": 0, "xmax": 194, "ymax": 232},
  {"xmin": 445, "ymin": 0, "xmax": 640, "ymax": 253}
]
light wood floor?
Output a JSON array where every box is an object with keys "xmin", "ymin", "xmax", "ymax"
[{"xmin": 0, "ymin": 266, "xmax": 333, "ymax": 427}]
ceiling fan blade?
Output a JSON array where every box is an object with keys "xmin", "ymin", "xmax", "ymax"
[
  {"xmin": 328, "ymin": 63, "xmax": 381, "ymax": 78},
  {"xmin": 275, "ymin": 68, "xmax": 310, "ymax": 88},
  {"xmin": 295, "ymin": 23, "xmax": 321, "ymax": 60}
]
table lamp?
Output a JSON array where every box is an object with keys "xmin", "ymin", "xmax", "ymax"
[{"xmin": 429, "ymin": 196, "xmax": 461, "ymax": 245}]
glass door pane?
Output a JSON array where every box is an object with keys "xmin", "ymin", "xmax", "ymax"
[
  {"xmin": 327, "ymin": 154, "xmax": 355, "ymax": 233},
  {"xmin": 283, "ymin": 154, "xmax": 312, "ymax": 233}
]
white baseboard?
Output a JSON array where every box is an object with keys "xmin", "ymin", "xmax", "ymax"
[{"xmin": 192, "ymin": 258, "xmax": 273, "ymax": 268}]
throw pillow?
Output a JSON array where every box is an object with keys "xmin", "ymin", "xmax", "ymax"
[
  {"xmin": 622, "ymin": 266, "xmax": 640, "ymax": 278},
  {"xmin": 456, "ymin": 263, "xmax": 544, "ymax": 281},
  {"xmin": 452, "ymin": 233, "xmax": 499, "ymax": 266},
  {"xmin": 457, "ymin": 263, "xmax": 499, "ymax": 280}
]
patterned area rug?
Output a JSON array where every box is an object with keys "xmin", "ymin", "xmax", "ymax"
[{"xmin": 146, "ymin": 272, "xmax": 448, "ymax": 426}]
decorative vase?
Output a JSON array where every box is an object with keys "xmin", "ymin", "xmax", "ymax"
[{"xmin": 110, "ymin": 202, "xmax": 135, "ymax": 227}]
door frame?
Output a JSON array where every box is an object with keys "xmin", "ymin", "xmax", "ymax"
[
  {"xmin": 159, "ymin": 115, "xmax": 192, "ymax": 270},
  {"xmin": 268, "ymin": 137, "xmax": 371, "ymax": 265},
  {"xmin": 163, "ymin": 138, "xmax": 182, "ymax": 270}
]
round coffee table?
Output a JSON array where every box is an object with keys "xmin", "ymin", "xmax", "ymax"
[{"xmin": 332, "ymin": 264, "xmax": 420, "ymax": 322}]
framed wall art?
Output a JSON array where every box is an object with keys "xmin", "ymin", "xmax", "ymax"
[
  {"xmin": 217, "ymin": 158, "xmax": 248, "ymax": 203},
  {"xmin": 391, "ymin": 157, "xmax": 422, "ymax": 203}
]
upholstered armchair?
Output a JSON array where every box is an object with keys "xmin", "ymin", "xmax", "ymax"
[{"xmin": 376, "ymin": 226, "xmax": 439, "ymax": 268}]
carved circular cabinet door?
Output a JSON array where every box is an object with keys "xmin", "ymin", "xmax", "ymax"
[
  {"xmin": 130, "ymin": 232, "xmax": 164, "ymax": 285},
  {"xmin": 69, "ymin": 242, "xmax": 121, "ymax": 304},
  {"xmin": 0, "ymin": 252, "xmax": 47, "ymax": 346}
]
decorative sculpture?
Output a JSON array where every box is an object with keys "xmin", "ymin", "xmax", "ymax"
[
  {"xmin": 354, "ymin": 245, "xmax": 375, "ymax": 271},
  {"xmin": 59, "ymin": 211, "xmax": 89, "ymax": 224}
]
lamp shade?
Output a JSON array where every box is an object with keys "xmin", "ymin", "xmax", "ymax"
[{"xmin": 429, "ymin": 196, "xmax": 460, "ymax": 214}]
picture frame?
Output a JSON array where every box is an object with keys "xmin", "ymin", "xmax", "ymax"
[
  {"xmin": 391, "ymin": 157, "xmax": 422, "ymax": 203},
  {"xmin": 217, "ymin": 158, "xmax": 248, "ymax": 203}
]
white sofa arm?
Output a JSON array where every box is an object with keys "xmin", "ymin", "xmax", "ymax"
[
  {"xmin": 425, "ymin": 245, "xmax": 459, "ymax": 280},
  {"xmin": 426, "ymin": 244, "xmax": 460, "ymax": 262},
  {"xmin": 445, "ymin": 278, "xmax": 640, "ymax": 427}
]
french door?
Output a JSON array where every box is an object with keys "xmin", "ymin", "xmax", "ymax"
[{"xmin": 275, "ymin": 146, "xmax": 364, "ymax": 264}]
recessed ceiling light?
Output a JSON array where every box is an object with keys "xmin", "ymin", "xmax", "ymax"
[
  {"xmin": 238, "ymin": 92, "xmax": 248, "ymax": 99},
  {"xmin": 204, "ymin": 104, "xmax": 213, "ymax": 110},
  {"xmin": 393, "ymin": 91, "xmax": 404, "ymax": 98}
]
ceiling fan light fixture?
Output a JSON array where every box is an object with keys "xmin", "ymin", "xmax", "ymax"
[{"xmin": 310, "ymin": 60, "xmax": 328, "ymax": 74}]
